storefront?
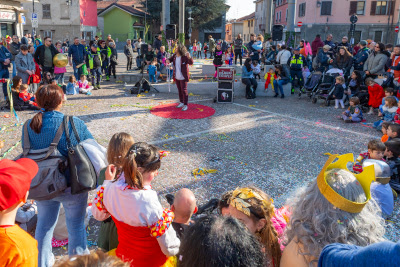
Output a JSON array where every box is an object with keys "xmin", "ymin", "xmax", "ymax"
[{"xmin": 0, "ymin": 10, "xmax": 16, "ymax": 38}]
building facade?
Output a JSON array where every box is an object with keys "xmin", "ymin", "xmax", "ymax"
[
  {"xmin": 241, "ymin": 12, "xmax": 255, "ymax": 42},
  {"xmin": 97, "ymin": 3, "xmax": 146, "ymax": 43},
  {"xmin": 22, "ymin": 0, "xmax": 97, "ymax": 42},
  {"xmin": 274, "ymin": 0, "xmax": 288, "ymax": 26},
  {"xmin": 295, "ymin": 0, "xmax": 400, "ymax": 44},
  {"xmin": 0, "ymin": 1, "xmax": 25, "ymax": 38},
  {"xmin": 225, "ymin": 20, "xmax": 243, "ymax": 43},
  {"xmin": 254, "ymin": 0, "xmax": 265, "ymax": 35}
]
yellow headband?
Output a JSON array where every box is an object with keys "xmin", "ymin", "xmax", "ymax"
[
  {"xmin": 230, "ymin": 188, "xmax": 274, "ymax": 218},
  {"xmin": 317, "ymin": 153, "xmax": 375, "ymax": 213}
]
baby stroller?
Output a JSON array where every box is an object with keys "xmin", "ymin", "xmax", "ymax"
[
  {"xmin": 298, "ymin": 71, "xmax": 323, "ymax": 98},
  {"xmin": 353, "ymin": 86, "xmax": 370, "ymax": 112},
  {"xmin": 311, "ymin": 69, "xmax": 343, "ymax": 105}
]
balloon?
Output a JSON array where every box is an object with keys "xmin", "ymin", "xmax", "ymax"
[{"xmin": 53, "ymin": 53, "xmax": 68, "ymax": 68}]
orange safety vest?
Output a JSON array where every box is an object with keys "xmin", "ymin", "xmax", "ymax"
[{"xmin": 389, "ymin": 55, "xmax": 400, "ymax": 79}]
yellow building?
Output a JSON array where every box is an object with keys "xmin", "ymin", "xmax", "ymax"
[{"xmin": 240, "ymin": 12, "xmax": 255, "ymax": 43}]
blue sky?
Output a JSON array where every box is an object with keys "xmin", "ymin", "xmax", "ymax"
[{"xmin": 226, "ymin": 0, "xmax": 256, "ymax": 20}]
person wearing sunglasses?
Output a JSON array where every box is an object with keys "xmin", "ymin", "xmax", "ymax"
[{"xmin": 34, "ymin": 36, "xmax": 59, "ymax": 76}]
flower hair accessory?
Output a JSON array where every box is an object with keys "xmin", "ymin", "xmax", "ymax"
[
  {"xmin": 230, "ymin": 188, "xmax": 274, "ymax": 218},
  {"xmin": 159, "ymin": 150, "xmax": 170, "ymax": 160}
]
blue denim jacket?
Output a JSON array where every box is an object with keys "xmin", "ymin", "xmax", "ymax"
[
  {"xmin": 68, "ymin": 44, "xmax": 86, "ymax": 65},
  {"xmin": 242, "ymin": 65, "xmax": 254, "ymax": 78}
]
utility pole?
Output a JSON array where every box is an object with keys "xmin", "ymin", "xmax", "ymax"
[
  {"xmin": 162, "ymin": 0, "xmax": 170, "ymax": 34},
  {"xmin": 178, "ymin": 0, "xmax": 185, "ymax": 43},
  {"xmin": 32, "ymin": 0, "xmax": 35, "ymax": 37}
]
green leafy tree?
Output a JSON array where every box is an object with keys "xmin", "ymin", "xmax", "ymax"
[{"xmin": 142, "ymin": 0, "xmax": 226, "ymax": 32}]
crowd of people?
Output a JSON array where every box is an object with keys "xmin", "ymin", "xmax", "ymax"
[
  {"xmin": 0, "ymin": 85, "xmax": 399, "ymax": 266},
  {"xmin": 0, "ymin": 34, "xmax": 120, "ymax": 109},
  {"xmin": 1, "ymin": 32, "xmax": 400, "ymax": 267}
]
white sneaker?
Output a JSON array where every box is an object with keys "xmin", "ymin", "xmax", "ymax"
[
  {"xmin": 176, "ymin": 103, "xmax": 184, "ymax": 108},
  {"xmin": 335, "ymin": 106, "xmax": 338, "ymax": 109},
  {"xmin": 182, "ymin": 105, "xmax": 188, "ymax": 111}
]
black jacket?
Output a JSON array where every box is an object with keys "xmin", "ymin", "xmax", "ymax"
[
  {"xmin": 333, "ymin": 55, "xmax": 353, "ymax": 73},
  {"xmin": 34, "ymin": 44, "xmax": 59, "ymax": 67},
  {"xmin": 153, "ymin": 38, "xmax": 162, "ymax": 52},
  {"xmin": 333, "ymin": 83, "xmax": 344, "ymax": 99}
]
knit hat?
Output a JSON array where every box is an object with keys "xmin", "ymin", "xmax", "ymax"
[
  {"xmin": 323, "ymin": 45, "xmax": 331, "ymax": 50},
  {"xmin": 0, "ymin": 159, "xmax": 38, "ymax": 211},
  {"xmin": 360, "ymin": 40, "xmax": 368, "ymax": 46}
]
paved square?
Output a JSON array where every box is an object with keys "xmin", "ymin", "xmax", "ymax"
[{"xmin": 1, "ymin": 75, "xmax": 399, "ymax": 253}]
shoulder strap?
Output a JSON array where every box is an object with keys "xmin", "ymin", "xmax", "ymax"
[
  {"xmin": 41, "ymin": 119, "xmax": 65, "ymax": 159},
  {"xmin": 22, "ymin": 122, "xmax": 31, "ymax": 156},
  {"xmin": 64, "ymin": 115, "xmax": 71, "ymax": 147},
  {"xmin": 69, "ymin": 116, "xmax": 81, "ymax": 143}
]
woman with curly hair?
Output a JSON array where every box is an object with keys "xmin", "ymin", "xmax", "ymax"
[
  {"xmin": 226, "ymin": 186, "xmax": 288, "ymax": 267},
  {"xmin": 281, "ymin": 164, "xmax": 385, "ymax": 267}
]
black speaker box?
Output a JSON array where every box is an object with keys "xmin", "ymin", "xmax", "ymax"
[
  {"xmin": 166, "ymin": 24, "xmax": 176, "ymax": 40},
  {"xmin": 141, "ymin": 43, "xmax": 148, "ymax": 55},
  {"xmin": 272, "ymin": 25, "xmax": 284, "ymax": 41}
]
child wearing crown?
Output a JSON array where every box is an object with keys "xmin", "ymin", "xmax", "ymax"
[
  {"xmin": 281, "ymin": 154, "xmax": 385, "ymax": 267},
  {"xmin": 353, "ymin": 140, "xmax": 386, "ymax": 173},
  {"xmin": 91, "ymin": 142, "xmax": 179, "ymax": 267}
]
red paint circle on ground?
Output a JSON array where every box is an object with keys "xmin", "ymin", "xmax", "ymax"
[{"xmin": 150, "ymin": 103, "xmax": 215, "ymax": 119}]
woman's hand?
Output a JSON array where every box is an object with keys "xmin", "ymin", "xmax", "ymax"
[{"xmin": 105, "ymin": 164, "xmax": 117, "ymax": 181}]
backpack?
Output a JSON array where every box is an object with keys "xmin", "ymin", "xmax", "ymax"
[{"xmin": 18, "ymin": 121, "xmax": 68, "ymax": 201}]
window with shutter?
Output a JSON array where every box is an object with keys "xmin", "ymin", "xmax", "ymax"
[
  {"xmin": 42, "ymin": 4, "xmax": 51, "ymax": 19},
  {"xmin": 321, "ymin": 1, "xmax": 332, "ymax": 15},
  {"xmin": 371, "ymin": 1, "xmax": 377, "ymax": 15},
  {"xmin": 299, "ymin": 3, "xmax": 306, "ymax": 17},
  {"xmin": 388, "ymin": 0, "xmax": 396, "ymax": 15},
  {"xmin": 349, "ymin": 1, "xmax": 357, "ymax": 15},
  {"xmin": 375, "ymin": 1, "xmax": 387, "ymax": 15},
  {"xmin": 357, "ymin": 2, "xmax": 366, "ymax": 15}
]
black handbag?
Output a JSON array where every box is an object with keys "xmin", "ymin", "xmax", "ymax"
[{"xmin": 63, "ymin": 116, "xmax": 97, "ymax": 194}]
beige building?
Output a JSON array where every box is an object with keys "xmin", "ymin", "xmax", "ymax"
[
  {"xmin": 241, "ymin": 12, "xmax": 255, "ymax": 42},
  {"xmin": 0, "ymin": 1, "xmax": 26, "ymax": 38},
  {"xmin": 22, "ymin": 0, "xmax": 97, "ymax": 42}
]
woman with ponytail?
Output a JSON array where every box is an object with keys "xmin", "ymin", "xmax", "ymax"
[
  {"xmin": 91, "ymin": 142, "xmax": 180, "ymax": 267},
  {"xmin": 226, "ymin": 186, "xmax": 288, "ymax": 267},
  {"xmin": 21, "ymin": 84, "xmax": 93, "ymax": 267}
]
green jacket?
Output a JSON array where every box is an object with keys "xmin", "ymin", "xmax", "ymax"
[
  {"xmin": 88, "ymin": 51, "xmax": 102, "ymax": 69},
  {"xmin": 98, "ymin": 46, "xmax": 111, "ymax": 60}
]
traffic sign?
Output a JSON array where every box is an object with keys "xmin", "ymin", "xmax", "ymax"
[
  {"xmin": 31, "ymin": 13, "xmax": 38, "ymax": 28},
  {"xmin": 350, "ymin": 14, "xmax": 358, "ymax": 24},
  {"xmin": 21, "ymin": 15, "xmax": 26, "ymax": 25},
  {"xmin": 297, "ymin": 21, "xmax": 303, "ymax": 27},
  {"xmin": 396, "ymin": 26, "xmax": 399, "ymax": 33}
]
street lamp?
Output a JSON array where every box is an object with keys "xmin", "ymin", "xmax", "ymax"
[{"xmin": 188, "ymin": 8, "xmax": 193, "ymax": 44}]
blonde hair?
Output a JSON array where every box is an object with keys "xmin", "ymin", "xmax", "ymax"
[
  {"xmin": 257, "ymin": 34, "xmax": 264, "ymax": 42},
  {"xmin": 385, "ymin": 96, "xmax": 397, "ymax": 108},
  {"xmin": 54, "ymin": 250, "xmax": 129, "ymax": 267},
  {"xmin": 20, "ymin": 84, "xmax": 29, "ymax": 91},
  {"xmin": 107, "ymin": 132, "xmax": 135, "ymax": 175},
  {"xmin": 336, "ymin": 76, "xmax": 345, "ymax": 84}
]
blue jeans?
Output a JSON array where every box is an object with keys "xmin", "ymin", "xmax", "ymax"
[
  {"xmin": 73, "ymin": 63, "xmax": 83, "ymax": 81},
  {"xmin": 0, "ymin": 68, "xmax": 10, "ymax": 100},
  {"xmin": 35, "ymin": 188, "xmax": 89, "ymax": 267},
  {"xmin": 11, "ymin": 60, "xmax": 16, "ymax": 77},
  {"xmin": 55, "ymin": 73, "xmax": 64, "ymax": 84},
  {"xmin": 149, "ymin": 74, "xmax": 156, "ymax": 82},
  {"xmin": 136, "ymin": 57, "xmax": 142, "ymax": 68},
  {"xmin": 273, "ymin": 78, "xmax": 289, "ymax": 95}
]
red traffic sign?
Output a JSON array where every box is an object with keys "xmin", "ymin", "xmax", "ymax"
[
  {"xmin": 396, "ymin": 26, "xmax": 399, "ymax": 33},
  {"xmin": 297, "ymin": 21, "xmax": 303, "ymax": 27},
  {"xmin": 160, "ymin": 25, "xmax": 163, "ymax": 31}
]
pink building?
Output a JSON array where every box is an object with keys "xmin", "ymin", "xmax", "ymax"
[
  {"xmin": 295, "ymin": 0, "xmax": 399, "ymax": 44},
  {"xmin": 274, "ymin": 0, "xmax": 289, "ymax": 26}
]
